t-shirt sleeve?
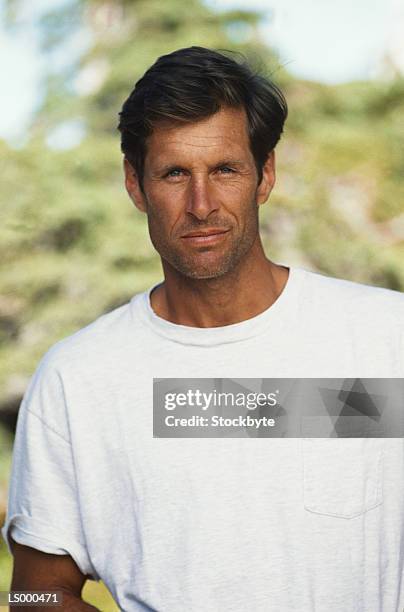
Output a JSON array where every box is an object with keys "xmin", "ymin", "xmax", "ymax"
[{"xmin": 0, "ymin": 350, "xmax": 100, "ymax": 581}]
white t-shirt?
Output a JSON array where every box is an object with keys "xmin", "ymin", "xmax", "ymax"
[{"xmin": 2, "ymin": 266, "xmax": 404, "ymax": 612}]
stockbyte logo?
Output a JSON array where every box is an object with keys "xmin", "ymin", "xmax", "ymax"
[{"xmin": 152, "ymin": 377, "xmax": 404, "ymax": 438}]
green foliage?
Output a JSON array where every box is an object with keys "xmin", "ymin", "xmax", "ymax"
[
  {"xmin": 0, "ymin": 0, "xmax": 281, "ymax": 394},
  {"xmin": 0, "ymin": 539, "xmax": 13, "ymax": 591},
  {"xmin": 1, "ymin": 0, "xmax": 403, "ymax": 406},
  {"xmin": 0, "ymin": 426, "xmax": 13, "ymax": 497},
  {"xmin": 1, "ymin": 2, "xmax": 403, "ymax": 396},
  {"xmin": 1, "ymin": 0, "xmax": 403, "ymax": 606}
]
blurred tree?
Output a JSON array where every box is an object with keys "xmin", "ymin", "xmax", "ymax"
[
  {"xmin": 1, "ymin": 1, "xmax": 403, "ymax": 606},
  {"xmin": 1, "ymin": 0, "xmax": 403, "ymax": 422},
  {"xmin": 0, "ymin": 3, "xmax": 284, "ymax": 605},
  {"xmin": 0, "ymin": 0, "xmax": 283, "ymax": 418}
]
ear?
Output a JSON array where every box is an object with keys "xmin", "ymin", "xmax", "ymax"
[
  {"xmin": 123, "ymin": 158, "xmax": 147, "ymax": 213},
  {"xmin": 256, "ymin": 150, "xmax": 276, "ymax": 206}
]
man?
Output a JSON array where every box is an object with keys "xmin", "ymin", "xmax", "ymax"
[{"xmin": 2, "ymin": 46, "xmax": 404, "ymax": 611}]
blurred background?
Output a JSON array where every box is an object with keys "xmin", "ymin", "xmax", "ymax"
[{"xmin": 1, "ymin": 0, "xmax": 403, "ymax": 608}]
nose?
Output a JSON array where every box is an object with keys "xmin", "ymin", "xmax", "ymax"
[{"xmin": 186, "ymin": 174, "xmax": 219, "ymax": 220}]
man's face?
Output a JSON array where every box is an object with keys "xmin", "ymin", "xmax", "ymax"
[{"xmin": 125, "ymin": 106, "xmax": 275, "ymax": 279}]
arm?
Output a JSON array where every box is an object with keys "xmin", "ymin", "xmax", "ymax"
[
  {"xmin": 3, "ymin": 356, "xmax": 101, "ymax": 609},
  {"xmin": 9, "ymin": 537, "xmax": 99, "ymax": 611}
]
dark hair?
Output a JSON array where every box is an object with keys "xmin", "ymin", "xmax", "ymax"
[{"xmin": 117, "ymin": 46, "xmax": 288, "ymax": 191}]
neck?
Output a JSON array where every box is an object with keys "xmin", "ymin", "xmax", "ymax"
[{"xmin": 150, "ymin": 242, "xmax": 289, "ymax": 328}]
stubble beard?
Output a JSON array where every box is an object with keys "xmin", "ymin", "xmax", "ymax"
[{"xmin": 146, "ymin": 200, "xmax": 260, "ymax": 280}]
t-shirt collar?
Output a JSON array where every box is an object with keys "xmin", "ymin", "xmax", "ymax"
[{"xmin": 131, "ymin": 265, "xmax": 305, "ymax": 346}]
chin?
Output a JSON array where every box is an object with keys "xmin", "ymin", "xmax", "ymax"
[
  {"xmin": 176, "ymin": 258, "xmax": 237, "ymax": 280},
  {"xmin": 162, "ymin": 246, "xmax": 242, "ymax": 280},
  {"xmin": 183, "ymin": 268, "xmax": 228, "ymax": 280}
]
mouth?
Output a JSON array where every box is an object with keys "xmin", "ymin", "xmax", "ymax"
[{"xmin": 180, "ymin": 229, "xmax": 230, "ymax": 246}]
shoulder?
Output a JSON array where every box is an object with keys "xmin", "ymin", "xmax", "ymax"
[
  {"xmin": 17, "ymin": 298, "xmax": 148, "ymax": 436},
  {"xmin": 37, "ymin": 297, "xmax": 141, "ymax": 377},
  {"xmin": 297, "ymin": 267, "xmax": 404, "ymax": 353},
  {"xmin": 301, "ymin": 267, "xmax": 404, "ymax": 315}
]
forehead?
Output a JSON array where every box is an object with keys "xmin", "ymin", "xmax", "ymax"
[{"xmin": 145, "ymin": 106, "xmax": 252, "ymax": 169}]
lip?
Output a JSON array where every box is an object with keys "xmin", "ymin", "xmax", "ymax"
[
  {"xmin": 181, "ymin": 229, "xmax": 230, "ymax": 238},
  {"xmin": 181, "ymin": 229, "xmax": 230, "ymax": 245}
]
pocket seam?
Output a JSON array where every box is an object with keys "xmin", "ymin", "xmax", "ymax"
[{"xmin": 302, "ymin": 438, "xmax": 385, "ymax": 519}]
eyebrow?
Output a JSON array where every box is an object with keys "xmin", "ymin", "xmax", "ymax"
[{"xmin": 153, "ymin": 159, "xmax": 248, "ymax": 175}]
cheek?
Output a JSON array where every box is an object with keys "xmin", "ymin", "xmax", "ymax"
[
  {"xmin": 217, "ymin": 182, "xmax": 259, "ymax": 216},
  {"xmin": 220, "ymin": 183, "xmax": 258, "ymax": 216},
  {"xmin": 146, "ymin": 196, "xmax": 183, "ymax": 238},
  {"xmin": 215, "ymin": 177, "xmax": 254, "ymax": 195}
]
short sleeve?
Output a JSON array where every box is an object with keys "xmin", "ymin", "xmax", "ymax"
[{"xmin": 0, "ymin": 352, "xmax": 100, "ymax": 581}]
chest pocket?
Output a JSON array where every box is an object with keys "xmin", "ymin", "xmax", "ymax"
[{"xmin": 302, "ymin": 438, "xmax": 384, "ymax": 519}]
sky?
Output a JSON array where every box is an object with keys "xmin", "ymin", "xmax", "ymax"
[
  {"xmin": 208, "ymin": 0, "xmax": 401, "ymax": 82},
  {"xmin": 0, "ymin": 0, "xmax": 401, "ymax": 144}
]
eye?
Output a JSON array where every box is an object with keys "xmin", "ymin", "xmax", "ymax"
[
  {"xmin": 218, "ymin": 166, "xmax": 236, "ymax": 174},
  {"xmin": 164, "ymin": 168, "xmax": 184, "ymax": 179}
]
